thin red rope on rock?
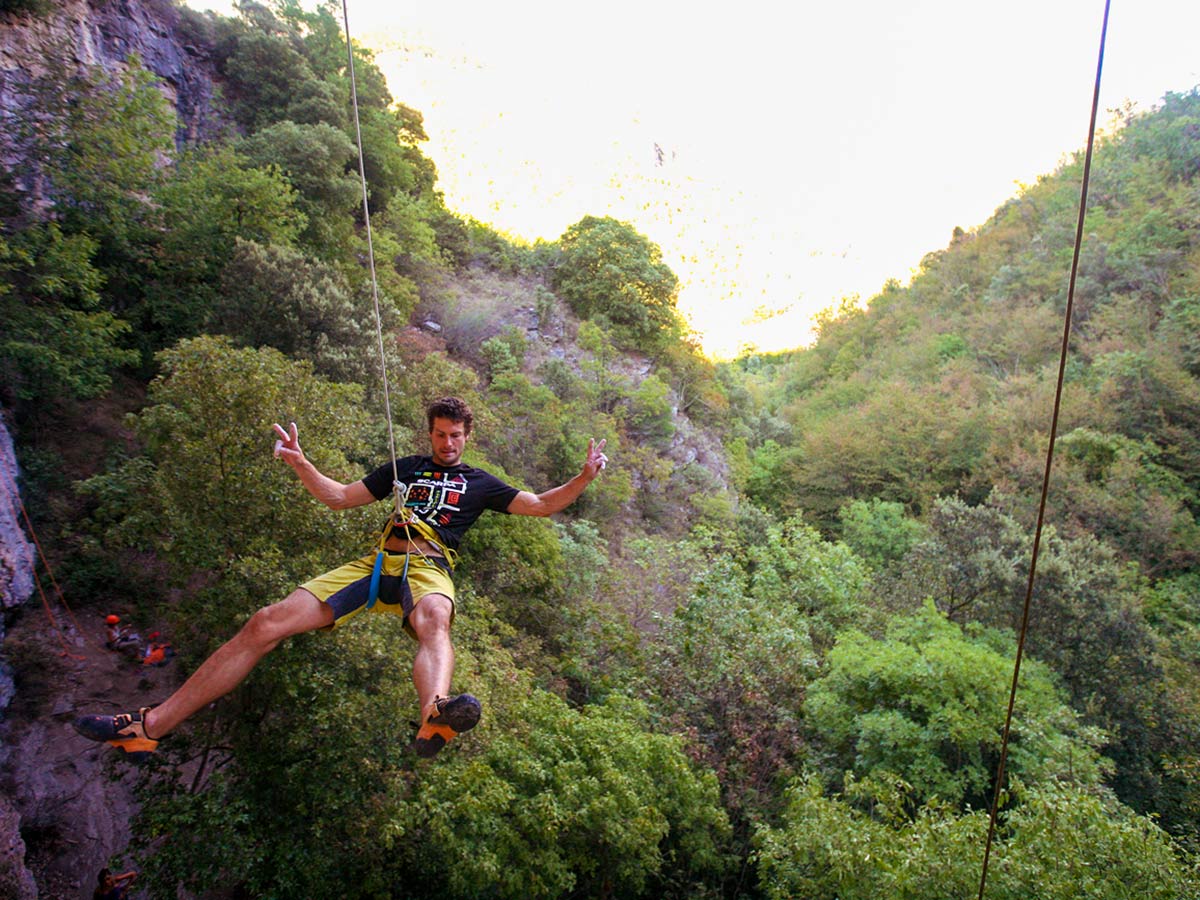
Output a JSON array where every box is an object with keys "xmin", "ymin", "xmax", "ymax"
[{"xmin": 0, "ymin": 462, "xmax": 87, "ymax": 660}]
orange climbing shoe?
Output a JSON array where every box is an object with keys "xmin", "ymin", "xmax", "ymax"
[
  {"xmin": 413, "ymin": 694, "xmax": 481, "ymax": 758},
  {"xmin": 73, "ymin": 707, "xmax": 159, "ymax": 760}
]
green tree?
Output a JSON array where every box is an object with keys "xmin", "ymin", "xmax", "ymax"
[
  {"xmin": 138, "ymin": 146, "xmax": 307, "ymax": 353},
  {"xmin": 745, "ymin": 514, "xmax": 871, "ymax": 653},
  {"xmin": 20, "ymin": 54, "xmax": 175, "ymax": 254},
  {"xmin": 1162, "ymin": 294, "xmax": 1200, "ymax": 376},
  {"xmin": 1053, "ymin": 427, "xmax": 1199, "ymax": 575},
  {"xmin": 221, "ymin": 29, "xmax": 316, "ymax": 131},
  {"xmin": 743, "ymin": 438, "xmax": 789, "ymax": 512},
  {"xmin": 754, "ymin": 776, "xmax": 1198, "ymax": 900},
  {"xmin": 661, "ymin": 337, "xmax": 729, "ymax": 424},
  {"xmin": 0, "ymin": 224, "xmax": 135, "ymax": 411},
  {"xmin": 881, "ymin": 495, "xmax": 1193, "ymax": 828},
  {"xmin": 554, "ymin": 216, "xmax": 683, "ymax": 352},
  {"xmin": 786, "ymin": 377, "xmax": 992, "ymax": 529},
  {"xmin": 874, "ymin": 495, "xmax": 1024, "ymax": 622},
  {"xmin": 238, "ymin": 120, "xmax": 360, "ymax": 252},
  {"xmin": 838, "ymin": 497, "xmax": 925, "ymax": 570},
  {"xmin": 399, "ymin": 692, "xmax": 731, "ymax": 900},
  {"xmin": 628, "ymin": 373, "xmax": 676, "ymax": 446},
  {"xmin": 653, "ymin": 550, "xmax": 813, "ymax": 835},
  {"xmin": 480, "ymin": 327, "xmax": 526, "ymax": 382},
  {"xmin": 805, "ymin": 604, "xmax": 1109, "ymax": 810},
  {"xmin": 134, "ymin": 617, "xmax": 730, "ymax": 899},
  {"xmin": 213, "ymin": 238, "xmax": 399, "ymax": 385},
  {"xmin": 577, "ymin": 318, "xmax": 628, "ymax": 413},
  {"xmin": 1091, "ymin": 350, "xmax": 1200, "ymax": 501},
  {"xmin": 79, "ymin": 335, "xmax": 372, "ymax": 597}
]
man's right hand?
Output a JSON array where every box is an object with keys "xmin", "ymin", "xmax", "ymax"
[
  {"xmin": 272, "ymin": 421, "xmax": 304, "ymax": 466},
  {"xmin": 271, "ymin": 423, "xmax": 374, "ymax": 509}
]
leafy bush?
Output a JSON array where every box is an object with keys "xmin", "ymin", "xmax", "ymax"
[
  {"xmin": 806, "ymin": 604, "xmax": 1109, "ymax": 810},
  {"xmin": 214, "ymin": 238, "xmax": 400, "ymax": 386},
  {"xmin": 0, "ymin": 224, "xmax": 135, "ymax": 410},
  {"xmin": 402, "ymin": 693, "xmax": 732, "ymax": 900},
  {"xmin": 754, "ymin": 777, "xmax": 1199, "ymax": 900},
  {"xmin": 838, "ymin": 497, "xmax": 925, "ymax": 570},
  {"xmin": 554, "ymin": 216, "xmax": 684, "ymax": 353}
]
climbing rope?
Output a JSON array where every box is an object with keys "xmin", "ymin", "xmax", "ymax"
[
  {"xmin": 339, "ymin": 1, "xmax": 441, "ymax": 601},
  {"xmin": 339, "ymin": 0, "xmax": 404, "ymax": 523},
  {"xmin": 976, "ymin": 1, "xmax": 1112, "ymax": 896}
]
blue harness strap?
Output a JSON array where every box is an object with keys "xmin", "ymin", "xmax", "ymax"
[
  {"xmin": 365, "ymin": 516, "xmax": 412, "ymax": 610},
  {"xmin": 366, "ymin": 549, "xmax": 385, "ymax": 610}
]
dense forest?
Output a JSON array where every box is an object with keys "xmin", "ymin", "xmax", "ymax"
[{"xmin": 2, "ymin": 0, "xmax": 1200, "ymax": 897}]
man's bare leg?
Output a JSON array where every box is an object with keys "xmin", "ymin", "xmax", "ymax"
[
  {"xmin": 75, "ymin": 589, "xmax": 333, "ymax": 755},
  {"xmin": 143, "ymin": 589, "xmax": 333, "ymax": 738},
  {"xmin": 137, "ymin": 589, "xmax": 332, "ymax": 738},
  {"xmin": 408, "ymin": 593, "xmax": 480, "ymax": 757},
  {"xmin": 408, "ymin": 592, "xmax": 454, "ymax": 714}
]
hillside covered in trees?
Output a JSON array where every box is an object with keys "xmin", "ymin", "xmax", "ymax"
[{"xmin": 2, "ymin": 1, "xmax": 1200, "ymax": 898}]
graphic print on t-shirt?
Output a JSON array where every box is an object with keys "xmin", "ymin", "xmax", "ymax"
[{"xmin": 402, "ymin": 470, "xmax": 468, "ymax": 527}]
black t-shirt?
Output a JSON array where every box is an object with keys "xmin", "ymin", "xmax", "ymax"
[{"xmin": 361, "ymin": 455, "xmax": 520, "ymax": 552}]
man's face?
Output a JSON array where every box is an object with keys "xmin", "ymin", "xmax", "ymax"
[{"xmin": 429, "ymin": 416, "xmax": 469, "ymax": 466}]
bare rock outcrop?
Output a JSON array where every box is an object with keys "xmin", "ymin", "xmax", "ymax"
[
  {"xmin": 0, "ymin": 795, "xmax": 37, "ymax": 900},
  {"xmin": 1, "ymin": 415, "xmax": 33, "ymax": 705},
  {"xmin": 0, "ymin": 0, "xmax": 224, "ymax": 200},
  {"xmin": 0, "ymin": 416, "xmax": 37, "ymax": 897}
]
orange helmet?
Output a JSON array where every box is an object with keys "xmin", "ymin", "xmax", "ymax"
[{"xmin": 106, "ymin": 615, "xmax": 120, "ymax": 625}]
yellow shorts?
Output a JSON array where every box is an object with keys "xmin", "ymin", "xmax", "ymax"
[{"xmin": 300, "ymin": 551, "xmax": 455, "ymax": 639}]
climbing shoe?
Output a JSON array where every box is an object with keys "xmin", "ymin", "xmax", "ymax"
[
  {"xmin": 73, "ymin": 707, "xmax": 158, "ymax": 760},
  {"xmin": 413, "ymin": 694, "xmax": 481, "ymax": 758}
]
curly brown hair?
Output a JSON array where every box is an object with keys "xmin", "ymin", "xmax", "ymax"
[{"xmin": 426, "ymin": 397, "xmax": 473, "ymax": 435}]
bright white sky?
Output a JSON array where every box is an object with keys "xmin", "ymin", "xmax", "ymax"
[{"xmin": 186, "ymin": 0, "xmax": 1200, "ymax": 357}]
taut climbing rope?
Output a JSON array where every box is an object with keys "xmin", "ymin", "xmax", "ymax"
[{"xmin": 977, "ymin": 1, "xmax": 1112, "ymax": 896}]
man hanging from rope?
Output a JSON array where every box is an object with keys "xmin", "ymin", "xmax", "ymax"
[{"xmin": 74, "ymin": 397, "xmax": 609, "ymax": 760}]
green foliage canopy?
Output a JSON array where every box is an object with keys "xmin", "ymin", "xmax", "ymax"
[
  {"xmin": 403, "ymin": 693, "xmax": 731, "ymax": 900},
  {"xmin": 554, "ymin": 216, "xmax": 684, "ymax": 353},
  {"xmin": 214, "ymin": 238, "xmax": 400, "ymax": 386},
  {"xmin": 79, "ymin": 335, "xmax": 372, "ymax": 601},
  {"xmin": 0, "ymin": 224, "xmax": 135, "ymax": 409},
  {"xmin": 754, "ymin": 776, "xmax": 1198, "ymax": 900},
  {"xmin": 805, "ymin": 604, "xmax": 1109, "ymax": 809}
]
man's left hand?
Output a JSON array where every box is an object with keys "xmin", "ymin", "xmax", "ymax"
[{"xmin": 584, "ymin": 438, "xmax": 608, "ymax": 479}]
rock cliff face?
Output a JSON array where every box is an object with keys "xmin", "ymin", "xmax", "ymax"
[
  {"xmin": 1, "ymin": 410, "xmax": 157, "ymax": 893},
  {"xmin": 0, "ymin": 415, "xmax": 33, "ymax": 710},
  {"xmin": 0, "ymin": 0, "xmax": 222, "ymax": 603},
  {"xmin": 0, "ymin": 416, "xmax": 35, "ymax": 900},
  {"xmin": 0, "ymin": 796, "xmax": 37, "ymax": 900},
  {"xmin": 0, "ymin": 3, "xmax": 224, "ymax": 894},
  {"xmin": 0, "ymin": 0, "xmax": 224, "ymax": 198}
]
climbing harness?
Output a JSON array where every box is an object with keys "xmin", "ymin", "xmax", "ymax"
[
  {"xmin": 976, "ymin": 1, "xmax": 1112, "ymax": 897},
  {"xmin": 366, "ymin": 485, "xmax": 411, "ymax": 611}
]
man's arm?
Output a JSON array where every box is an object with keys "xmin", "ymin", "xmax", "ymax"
[
  {"xmin": 272, "ymin": 422, "xmax": 376, "ymax": 510},
  {"xmin": 507, "ymin": 438, "xmax": 608, "ymax": 517}
]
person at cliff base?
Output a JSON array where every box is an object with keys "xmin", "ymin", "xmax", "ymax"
[
  {"xmin": 93, "ymin": 867, "xmax": 137, "ymax": 900},
  {"xmin": 103, "ymin": 615, "xmax": 141, "ymax": 659}
]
